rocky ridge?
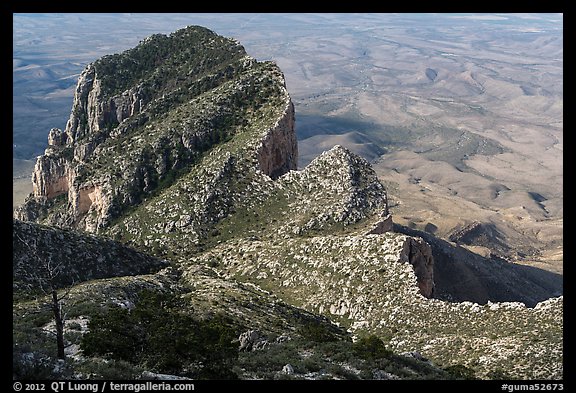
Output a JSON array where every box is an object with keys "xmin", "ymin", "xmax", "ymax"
[
  {"xmin": 13, "ymin": 219, "xmax": 168, "ymax": 294},
  {"xmin": 15, "ymin": 26, "xmax": 296, "ymax": 233},
  {"xmin": 14, "ymin": 220, "xmax": 450, "ymax": 380},
  {"xmin": 194, "ymin": 229, "xmax": 561, "ymax": 379},
  {"xmin": 13, "ymin": 25, "xmax": 562, "ymax": 380}
]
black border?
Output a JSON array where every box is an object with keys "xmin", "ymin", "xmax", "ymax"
[{"xmin": 8, "ymin": 4, "xmax": 567, "ymax": 391}]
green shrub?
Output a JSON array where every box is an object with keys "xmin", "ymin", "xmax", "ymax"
[
  {"xmin": 76, "ymin": 359, "xmax": 142, "ymax": 380},
  {"xmin": 297, "ymin": 321, "xmax": 340, "ymax": 343},
  {"xmin": 12, "ymin": 346, "xmax": 73, "ymax": 380},
  {"xmin": 353, "ymin": 335, "xmax": 392, "ymax": 360},
  {"xmin": 237, "ymin": 341, "xmax": 300, "ymax": 373},
  {"xmin": 486, "ymin": 368, "xmax": 512, "ymax": 380},
  {"xmin": 301, "ymin": 356, "xmax": 323, "ymax": 373},
  {"xmin": 324, "ymin": 363, "xmax": 359, "ymax": 380},
  {"xmin": 80, "ymin": 289, "xmax": 238, "ymax": 379},
  {"xmin": 444, "ymin": 364, "xmax": 477, "ymax": 380}
]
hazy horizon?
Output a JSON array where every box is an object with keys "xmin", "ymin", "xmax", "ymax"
[{"xmin": 13, "ymin": 12, "xmax": 562, "ymax": 159}]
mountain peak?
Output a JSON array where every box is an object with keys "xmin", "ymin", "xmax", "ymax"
[{"xmin": 15, "ymin": 25, "xmax": 295, "ymax": 232}]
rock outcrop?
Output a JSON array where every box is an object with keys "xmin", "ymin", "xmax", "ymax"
[
  {"xmin": 400, "ymin": 237, "xmax": 435, "ymax": 297},
  {"xmin": 47, "ymin": 128, "xmax": 67, "ymax": 147},
  {"xmin": 63, "ymin": 63, "xmax": 152, "ymax": 160},
  {"xmin": 31, "ymin": 153, "xmax": 73, "ymax": 200},
  {"xmin": 277, "ymin": 145, "xmax": 390, "ymax": 233},
  {"xmin": 366, "ymin": 212, "xmax": 394, "ymax": 235},
  {"xmin": 65, "ymin": 64, "xmax": 149, "ymax": 144},
  {"xmin": 238, "ymin": 330, "xmax": 269, "ymax": 351}
]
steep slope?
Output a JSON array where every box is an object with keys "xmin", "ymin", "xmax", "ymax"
[
  {"xmin": 398, "ymin": 224, "xmax": 563, "ymax": 307},
  {"xmin": 198, "ymin": 233, "xmax": 561, "ymax": 379},
  {"xmin": 15, "ymin": 26, "xmax": 297, "ymax": 232},
  {"xmin": 13, "ymin": 219, "xmax": 168, "ymax": 294},
  {"xmin": 14, "ymin": 220, "xmax": 452, "ymax": 380},
  {"xmin": 13, "ymin": 25, "xmax": 562, "ymax": 380}
]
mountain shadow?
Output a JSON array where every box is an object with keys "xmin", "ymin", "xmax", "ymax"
[
  {"xmin": 394, "ymin": 224, "xmax": 563, "ymax": 307},
  {"xmin": 296, "ymin": 114, "xmax": 388, "ymax": 167},
  {"xmin": 296, "ymin": 114, "xmax": 379, "ymax": 140}
]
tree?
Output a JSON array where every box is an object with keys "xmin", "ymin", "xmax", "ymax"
[
  {"xmin": 353, "ymin": 334, "xmax": 392, "ymax": 360},
  {"xmin": 15, "ymin": 233, "xmax": 75, "ymax": 360},
  {"xmin": 81, "ymin": 290, "xmax": 239, "ymax": 379}
]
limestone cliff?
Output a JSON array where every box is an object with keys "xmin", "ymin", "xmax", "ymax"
[
  {"xmin": 400, "ymin": 237, "xmax": 435, "ymax": 298},
  {"xmin": 64, "ymin": 63, "xmax": 150, "ymax": 148},
  {"xmin": 31, "ymin": 151, "xmax": 73, "ymax": 200},
  {"xmin": 257, "ymin": 101, "xmax": 297, "ymax": 179}
]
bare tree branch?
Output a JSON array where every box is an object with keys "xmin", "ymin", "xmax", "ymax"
[{"xmin": 15, "ymin": 231, "xmax": 68, "ymax": 359}]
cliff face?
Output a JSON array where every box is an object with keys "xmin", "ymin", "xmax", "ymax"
[
  {"xmin": 31, "ymin": 153, "xmax": 72, "ymax": 199},
  {"xmin": 64, "ymin": 64, "xmax": 98, "ymax": 145},
  {"xmin": 400, "ymin": 237, "xmax": 435, "ymax": 298},
  {"xmin": 257, "ymin": 101, "xmax": 297, "ymax": 179},
  {"xmin": 11, "ymin": 25, "xmax": 443, "ymax": 311},
  {"xmin": 64, "ymin": 64, "xmax": 151, "ymax": 156},
  {"xmin": 15, "ymin": 25, "xmax": 433, "ymax": 307}
]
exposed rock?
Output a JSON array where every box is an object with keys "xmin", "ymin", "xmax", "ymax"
[
  {"xmin": 64, "ymin": 64, "xmax": 97, "ymax": 144},
  {"xmin": 48, "ymin": 128, "xmax": 67, "ymax": 147},
  {"xmin": 276, "ymin": 334, "xmax": 291, "ymax": 343},
  {"xmin": 64, "ymin": 63, "xmax": 150, "ymax": 151},
  {"xmin": 11, "ymin": 25, "xmax": 562, "ymax": 381},
  {"xmin": 366, "ymin": 212, "xmax": 394, "ymax": 235},
  {"xmin": 257, "ymin": 101, "xmax": 297, "ymax": 179},
  {"xmin": 77, "ymin": 184, "xmax": 104, "ymax": 215},
  {"xmin": 282, "ymin": 364, "xmax": 294, "ymax": 375},
  {"xmin": 372, "ymin": 369, "xmax": 399, "ymax": 380},
  {"xmin": 397, "ymin": 224, "xmax": 562, "ymax": 307},
  {"xmin": 399, "ymin": 237, "xmax": 435, "ymax": 298},
  {"xmin": 140, "ymin": 371, "xmax": 192, "ymax": 380},
  {"xmin": 401, "ymin": 351, "xmax": 430, "ymax": 363},
  {"xmin": 238, "ymin": 330, "xmax": 269, "ymax": 351},
  {"xmin": 15, "ymin": 26, "xmax": 294, "ymax": 234},
  {"xmin": 200, "ymin": 231, "xmax": 439, "ymax": 336},
  {"xmin": 279, "ymin": 144, "xmax": 389, "ymax": 233},
  {"xmin": 30, "ymin": 154, "xmax": 73, "ymax": 200}
]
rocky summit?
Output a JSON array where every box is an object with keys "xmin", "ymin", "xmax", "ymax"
[{"xmin": 13, "ymin": 26, "xmax": 562, "ymax": 380}]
